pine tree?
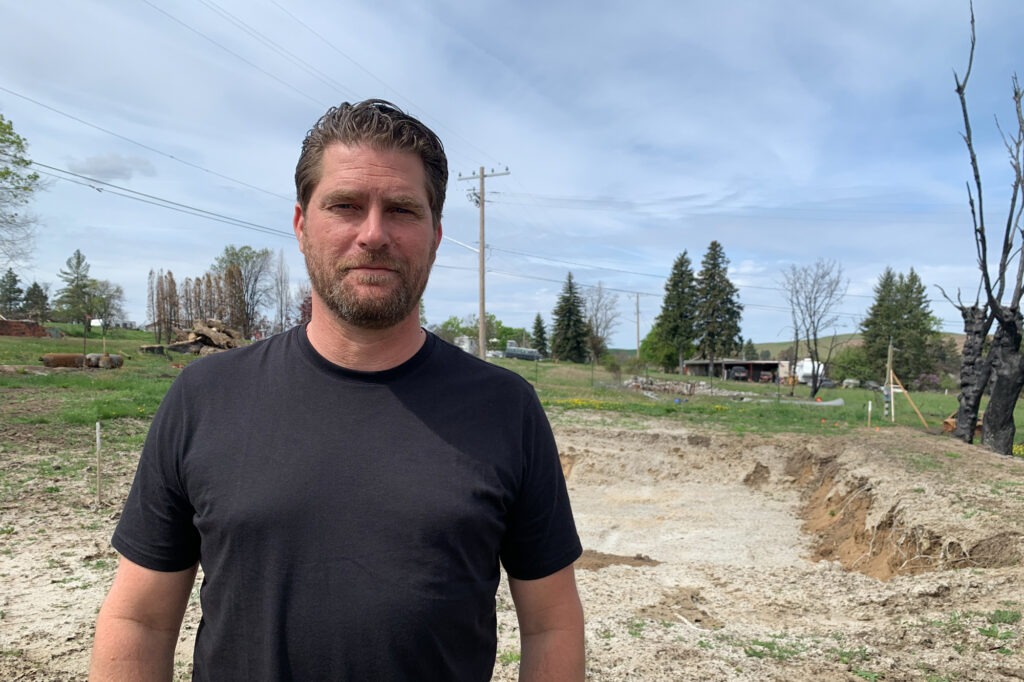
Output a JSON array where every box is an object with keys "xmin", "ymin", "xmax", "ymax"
[
  {"xmin": 532, "ymin": 313, "xmax": 549, "ymax": 358},
  {"xmin": 645, "ymin": 251, "xmax": 697, "ymax": 372},
  {"xmin": 694, "ymin": 241, "xmax": 743, "ymax": 379},
  {"xmin": 860, "ymin": 267, "xmax": 941, "ymax": 383},
  {"xmin": 0, "ymin": 268, "xmax": 23, "ymax": 317},
  {"xmin": 743, "ymin": 339, "xmax": 758, "ymax": 361},
  {"xmin": 56, "ymin": 249, "xmax": 94, "ymax": 334},
  {"xmin": 550, "ymin": 272, "xmax": 589, "ymax": 363},
  {"xmin": 22, "ymin": 281, "xmax": 48, "ymax": 323}
]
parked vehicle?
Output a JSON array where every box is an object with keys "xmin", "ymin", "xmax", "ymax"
[
  {"xmin": 729, "ymin": 366, "xmax": 748, "ymax": 381},
  {"xmin": 795, "ymin": 358, "xmax": 824, "ymax": 384},
  {"xmin": 504, "ymin": 340, "xmax": 542, "ymax": 361}
]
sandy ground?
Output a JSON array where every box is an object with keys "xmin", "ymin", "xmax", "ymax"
[{"xmin": 2, "ymin": 406, "xmax": 1024, "ymax": 681}]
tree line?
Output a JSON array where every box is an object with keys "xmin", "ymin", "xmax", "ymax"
[
  {"xmin": 148, "ymin": 245, "xmax": 296, "ymax": 342},
  {"xmin": 0, "ymin": 250, "xmax": 126, "ymax": 335}
]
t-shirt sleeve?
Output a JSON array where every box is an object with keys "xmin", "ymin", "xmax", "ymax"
[
  {"xmin": 112, "ymin": 376, "xmax": 201, "ymax": 572},
  {"xmin": 499, "ymin": 389, "xmax": 582, "ymax": 580}
]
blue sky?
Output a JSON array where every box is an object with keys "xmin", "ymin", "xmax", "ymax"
[{"xmin": 1, "ymin": 0, "xmax": 1022, "ymax": 349}]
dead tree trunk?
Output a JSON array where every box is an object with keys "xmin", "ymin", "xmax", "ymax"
[
  {"xmin": 982, "ymin": 314, "xmax": 1024, "ymax": 454},
  {"xmin": 953, "ymin": 304, "xmax": 993, "ymax": 443},
  {"xmin": 953, "ymin": 8, "xmax": 1024, "ymax": 456}
]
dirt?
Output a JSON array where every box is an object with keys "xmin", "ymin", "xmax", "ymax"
[{"xmin": 3, "ymin": 406, "xmax": 1024, "ymax": 681}]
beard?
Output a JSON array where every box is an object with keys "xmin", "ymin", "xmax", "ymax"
[{"xmin": 303, "ymin": 241, "xmax": 434, "ymax": 330}]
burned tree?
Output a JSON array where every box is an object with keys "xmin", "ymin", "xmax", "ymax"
[{"xmin": 949, "ymin": 8, "xmax": 1024, "ymax": 455}]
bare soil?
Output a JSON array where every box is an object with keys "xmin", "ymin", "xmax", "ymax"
[{"xmin": 2, "ymin": 406, "xmax": 1024, "ymax": 681}]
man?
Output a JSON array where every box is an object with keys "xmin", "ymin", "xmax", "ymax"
[{"xmin": 90, "ymin": 100, "xmax": 584, "ymax": 681}]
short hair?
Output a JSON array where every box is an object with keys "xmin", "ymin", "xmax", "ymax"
[{"xmin": 295, "ymin": 99, "xmax": 448, "ymax": 229}]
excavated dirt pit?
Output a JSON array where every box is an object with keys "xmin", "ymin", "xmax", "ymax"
[{"xmin": 2, "ymin": 411, "xmax": 1024, "ymax": 680}]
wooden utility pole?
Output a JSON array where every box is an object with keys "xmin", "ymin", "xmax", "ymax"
[
  {"xmin": 635, "ymin": 293, "xmax": 641, "ymax": 360},
  {"xmin": 458, "ymin": 166, "xmax": 510, "ymax": 359}
]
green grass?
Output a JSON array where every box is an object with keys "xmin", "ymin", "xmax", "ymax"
[
  {"xmin": 988, "ymin": 610, "xmax": 1022, "ymax": 625},
  {"xmin": 497, "ymin": 649, "xmax": 521, "ymax": 665},
  {"xmin": 5, "ymin": 336, "xmax": 1024, "ymax": 445},
  {"xmin": 741, "ymin": 635, "xmax": 805, "ymax": 661},
  {"xmin": 492, "ymin": 356, "xmax": 1024, "ymax": 442}
]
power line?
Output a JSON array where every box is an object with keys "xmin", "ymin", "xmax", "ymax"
[
  {"xmin": 139, "ymin": 0, "xmax": 323, "ymax": 107},
  {"xmin": 488, "ymin": 245, "xmax": 665, "ymax": 279},
  {"xmin": 24, "ymin": 157, "xmax": 292, "ymax": 239},
  {"xmin": 268, "ymin": 1, "xmax": 503, "ymax": 169},
  {"xmin": 196, "ymin": 0, "xmax": 358, "ymax": 100},
  {"xmin": 0, "ymin": 85, "xmax": 293, "ymax": 202}
]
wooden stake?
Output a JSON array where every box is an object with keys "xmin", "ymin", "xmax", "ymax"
[
  {"xmin": 892, "ymin": 373, "xmax": 931, "ymax": 431},
  {"xmin": 96, "ymin": 422, "xmax": 102, "ymax": 507}
]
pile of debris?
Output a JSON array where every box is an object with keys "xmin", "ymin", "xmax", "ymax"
[
  {"xmin": 141, "ymin": 320, "xmax": 243, "ymax": 356},
  {"xmin": 0, "ymin": 319, "xmax": 48, "ymax": 338},
  {"xmin": 623, "ymin": 375, "xmax": 753, "ymax": 399},
  {"xmin": 624, "ymin": 375, "xmax": 697, "ymax": 396}
]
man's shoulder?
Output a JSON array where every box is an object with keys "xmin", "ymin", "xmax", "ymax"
[
  {"xmin": 429, "ymin": 336, "xmax": 536, "ymax": 391},
  {"xmin": 178, "ymin": 327, "xmax": 299, "ymax": 380}
]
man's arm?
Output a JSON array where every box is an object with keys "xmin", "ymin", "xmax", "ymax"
[
  {"xmin": 89, "ymin": 555, "xmax": 198, "ymax": 682},
  {"xmin": 508, "ymin": 563, "xmax": 585, "ymax": 682}
]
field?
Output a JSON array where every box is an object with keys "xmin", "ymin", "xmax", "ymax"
[{"xmin": 2, "ymin": 332, "xmax": 1024, "ymax": 680}]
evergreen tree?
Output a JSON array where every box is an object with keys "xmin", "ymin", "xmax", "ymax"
[
  {"xmin": 693, "ymin": 241, "xmax": 743, "ymax": 378},
  {"xmin": 550, "ymin": 272, "xmax": 589, "ymax": 363},
  {"xmin": 860, "ymin": 267, "xmax": 942, "ymax": 383},
  {"xmin": 645, "ymin": 251, "xmax": 697, "ymax": 372},
  {"xmin": 743, "ymin": 339, "xmax": 758, "ymax": 361},
  {"xmin": 532, "ymin": 313, "xmax": 548, "ymax": 357},
  {"xmin": 0, "ymin": 268, "xmax": 23, "ymax": 317},
  {"xmin": 22, "ymin": 281, "xmax": 49, "ymax": 323},
  {"xmin": 56, "ymin": 249, "xmax": 94, "ymax": 334}
]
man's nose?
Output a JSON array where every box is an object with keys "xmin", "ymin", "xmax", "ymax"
[{"xmin": 357, "ymin": 205, "xmax": 389, "ymax": 249}]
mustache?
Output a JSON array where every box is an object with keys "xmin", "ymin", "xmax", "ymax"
[{"xmin": 336, "ymin": 255, "xmax": 405, "ymax": 273}]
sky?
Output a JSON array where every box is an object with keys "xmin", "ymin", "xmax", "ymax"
[{"xmin": 1, "ymin": 0, "xmax": 1023, "ymax": 350}]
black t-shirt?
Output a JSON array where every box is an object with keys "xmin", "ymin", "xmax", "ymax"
[{"xmin": 113, "ymin": 327, "xmax": 581, "ymax": 681}]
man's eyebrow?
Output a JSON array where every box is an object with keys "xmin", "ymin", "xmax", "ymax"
[
  {"xmin": 318, "ymin": 189, "xmax": 360, "ymax": 206},
  {"xmin": 387, "ymin": 194, "xmax": 427, "ymax": 209}
]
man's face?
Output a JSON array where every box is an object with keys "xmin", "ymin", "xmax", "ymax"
[{"xmin": 293, "ymin": 144, "xmax": 441, "ymax": 330}]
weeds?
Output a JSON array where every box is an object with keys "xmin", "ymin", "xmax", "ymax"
[
  {"xmin": 627, "ymin": 619, "xmax": 646, "ymax": 638},
  {"xmin": 977, "ymin": 624, "xmax": 1014, "ymax": 641},
  {"xmin": 832, "ymin": 645, "xmax": 871, "ymax": 665},
  {"xmin": 741, "ymin": 634, "xmax": 805, "ymax": 661},
  {"xmin": 988, "ymin": 610, "xmax": 1022, "ymax": 625}
]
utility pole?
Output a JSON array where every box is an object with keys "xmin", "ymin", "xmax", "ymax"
[
  {"xmin": 457, "ymin": 166, "xmax": 510, "ymax": 360},
  {"xmin": 635, "ymin": 293, "xmax": 641, "ymax": 361}
]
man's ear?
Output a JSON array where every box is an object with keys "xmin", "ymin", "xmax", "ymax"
[{"xmin": 293, "ymin": 203, "xmax": 305, "ymax": 253}]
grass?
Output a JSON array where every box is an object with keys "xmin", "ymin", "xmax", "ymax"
[
  {"xmin": 5, "ymin": 337, "xmax": 1024, "ymax": 460},
  {"xmin": 740, "ymin": 634, "xmax": 805, "ymax": 661},
  {"xmin": 627, "ymin": 618, "xmax": 646, "ymax": 638},
  {"xmin": 490, "ymin": 356, "xmax": 1024, "ymax": 442},
  {"xmin": 988, "ymin": 610, "xmax": 1022, "ymax": 625}
]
